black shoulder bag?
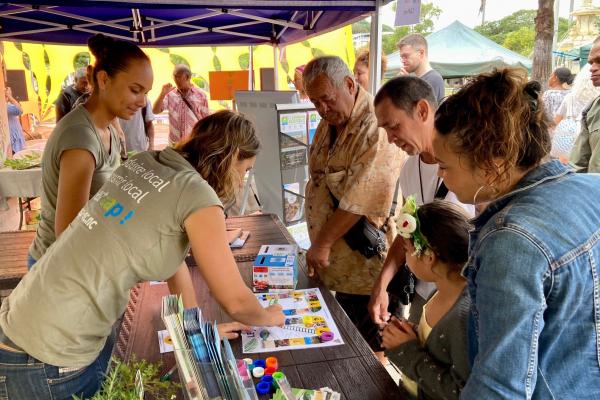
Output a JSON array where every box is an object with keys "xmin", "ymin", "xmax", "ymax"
[
  {"xmin": 387, "ymin": 181, "xmax": 448, "ymax": 305},
  {"xmin": 328, "ymin": 178, "xmax": 400, "ymax": 259}
]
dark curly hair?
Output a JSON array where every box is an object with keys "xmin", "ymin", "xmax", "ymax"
[{"xmin": 434, "ymin": 68, "xmax": 551, "ymax": 184}]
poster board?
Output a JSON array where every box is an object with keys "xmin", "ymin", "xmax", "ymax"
[
  {"xmin": 235, "ymin": 91, "xmax": 300, "ymax": 221},
  {"xmin": 209, "ymin": 70, "xmax": 249, "ymax": 100},
  {"xmin": 6, "ymin": 69, "xmax": 28, "ymax": 101},
  {"xmin": 260, "ymin": 68, "xmax": 275, "ymax": 91},
  {"xmin": 241, "ymin": 288, "xmax": 344, "ymax": 353}
]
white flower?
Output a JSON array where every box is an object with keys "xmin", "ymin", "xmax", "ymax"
[{"xmin": 397, "ymin": 213, "xmax": 417, "ymax": 238}]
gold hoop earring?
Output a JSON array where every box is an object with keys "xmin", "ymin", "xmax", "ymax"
[{"xmin": 473, "ymin": 184, "xmax": 499, "ymax": 205}]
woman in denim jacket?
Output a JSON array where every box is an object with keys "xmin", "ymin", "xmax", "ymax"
[{"xmin": 431, "ymin": 68, "xmax": 600, "ymax": 399}]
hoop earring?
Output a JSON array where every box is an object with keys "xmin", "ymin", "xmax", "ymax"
[
  {"xmin": 473, "ymin": 184, "xmax": 499, "ymax": 205},
  {"xmin": 473, "ymin": 185, "xmax": 486, "ymax": 205}
]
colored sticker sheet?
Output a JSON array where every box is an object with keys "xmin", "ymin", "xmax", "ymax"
[{"xmin": 241, "ymin": 288, "xmax": 344, "ymax": 353}]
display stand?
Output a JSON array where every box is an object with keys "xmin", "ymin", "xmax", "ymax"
[
  {"xmin": 276, "ymin": 103, "xmax": 321, "ymax": 226},
  {"xmin": 235, "ymin": 91, "xmax": 299, "ymax": 223}
]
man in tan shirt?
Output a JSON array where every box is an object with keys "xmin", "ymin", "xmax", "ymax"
[{"xmin": 303, "ymin": 56, "xmax": 404, "ymax": 360}]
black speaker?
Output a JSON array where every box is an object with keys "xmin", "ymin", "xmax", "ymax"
[{"xmin": 6, "ymin": 69, "xmax": 28, "ymax": 101}]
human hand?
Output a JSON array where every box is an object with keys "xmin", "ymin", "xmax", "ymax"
[
  {"xmin": 381, "ymin": 317, "xmax": 417, "ymax": 349},
  {"xmin": 217, "ymin": 321, "xmax": 251, "ymax": 340},
  {"xmin": 369, "ymin": 285, "xmax": 391, "ymax": 327},
  {"xmin": 161, "ymin": 83, "xmax": 174, "ymax": 96},
  {"xmin": 306, "ymin": 244, "xmax": 331, "ymax": 277},
  {"xmin": 264, "ymin": 304, "xmax": 285, "ymax": 326},
  {"xmin": 397, "ymin": 67, "xmax": 409, "ymax": 76}
]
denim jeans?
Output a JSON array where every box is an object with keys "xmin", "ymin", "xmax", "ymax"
[
  {"xmin": 0, "ymin": 334, "xmax": 113, "ymax": 399},
  {"xmin": 26, "ymin": 252, "xmax": 36, "ymax": 270}
]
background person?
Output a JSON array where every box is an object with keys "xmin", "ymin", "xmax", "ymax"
[
  {"xmin": 0, "ymin": 110, "xmax": 285, "ymax": 399},
  {"xmin": 551, "ymin": 64, "xmax": 600, "ymax": 161},
  {"xmin": 28, "ymin": 34, "xmax": 151, "ymax": 269},
  {"xmin": 293, "ymin": 64, "xmax": 309, "ymax": 101},
  {"xmin": 5, "ymin": 86, "xmax": 25, "ymax": 154},
  {"xmin": 542, "ymin": 66, "xmax": 574, "ymax": 120},
  {"xmin": 397, "ymin": 33, "xmax": 445, "ymax": 104},
  {"xmin": 570, "ymin": 35, "xmax": 600, "ymax": 173},
  {"xmin": 153, "ymin": 64, "xmax": 210, "ymax": 146},
  {"xmin": 353, "ymin": 47, "xmax": 388, "ymax": 92},
  {"xmin": 55, "ymin": 66, "xmax": 90, "ymax": 122},
  {"xmin": 119, "ymin": 95, "xmax": 155, "ymax": 152},
  {"xmin": 433, "ymin": 68, "xmax": 600, "ymax": 398}
]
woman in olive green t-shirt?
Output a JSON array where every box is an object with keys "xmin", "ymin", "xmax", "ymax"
[{"xmin": 28, "ymin": 33, "xmax": 150, "ymax": 267}]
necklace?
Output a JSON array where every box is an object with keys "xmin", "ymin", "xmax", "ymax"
[{"xmin": 418, "ymin": 154, "xmax": 441, "ymax": 203}]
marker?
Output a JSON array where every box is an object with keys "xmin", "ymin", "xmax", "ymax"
[{"xmin": 159, "ymin": 364, "xmax": 177, "ymax": 382}]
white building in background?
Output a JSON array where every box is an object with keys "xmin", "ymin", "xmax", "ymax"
[
  {"xmin": 558, "ymin": 0, "xmax": 600, "ymax": 51},
  {"xmin": 353, "ymin": 33, "xmax": 371, "ymax": 49},
  {"xmin": 352, "ymin": 31, "xmax": 393, "ymax": 50}
]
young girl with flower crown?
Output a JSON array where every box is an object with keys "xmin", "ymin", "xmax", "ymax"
[{"xmin": 381, "ymin": 197, "xmax": 471, "ymax": 400}]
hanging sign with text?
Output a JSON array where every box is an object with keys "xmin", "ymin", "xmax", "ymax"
[{"xmin": 395, "ymin": 0, "xmax": 421, "ymax": 26}]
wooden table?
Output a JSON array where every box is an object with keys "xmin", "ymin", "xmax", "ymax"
[
  {"xmin": 0, "ymin": 230, "xmax": 35, "ymax": 289},
  {"xmin": 115, "ymin": 214, "xmax": 404, "ymax": 399}
]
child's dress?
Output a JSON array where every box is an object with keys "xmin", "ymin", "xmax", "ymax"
[{"xmin": 386, "ymin": 288, "xmax": 471, "ymax": 400}]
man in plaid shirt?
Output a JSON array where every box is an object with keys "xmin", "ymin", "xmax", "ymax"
[{"xmin": 153, "ymin": 64, "xmax": 210, "ymax": 146}]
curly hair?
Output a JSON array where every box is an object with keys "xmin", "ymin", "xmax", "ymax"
[
  {"xmin": 434, "ymin": 68, "xmax": 551, "ymax": 183},
  {"xmin": 175, "ymin": 110, "xmax": 260, "ymax": 206},
  {"xmin": 354, "ymin": 47, "xmax": 388, "ymax": 76}
]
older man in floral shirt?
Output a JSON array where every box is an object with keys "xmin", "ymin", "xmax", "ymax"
[
  {"xmin": 153, "ymin": 64, "xmax": 210, "ymax": 146},
  {"xmin": 303, "ymin": 56, "xmax": 404, "ymax": 362}
]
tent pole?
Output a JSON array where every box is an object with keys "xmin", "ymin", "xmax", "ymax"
[
  {"xmin": 273, "ymin": 45, "xmax": 279, "ymax": 90},
  {"xmin": 368, "ymin": 0, "xmax": 383, "ymax": 94}
]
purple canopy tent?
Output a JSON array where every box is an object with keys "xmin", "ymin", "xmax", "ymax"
[{"xmin": 0, "ymin": 1, "xmax": 389, "ymax": 92}]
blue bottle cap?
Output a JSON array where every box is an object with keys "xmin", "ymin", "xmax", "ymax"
[
  {"xmin": 253, "ymin": 359, "xmax": 266, "ymax": 368},
  {"xmin": 256, "ymin": 381, "xmax": 271, "ymax": 395}
]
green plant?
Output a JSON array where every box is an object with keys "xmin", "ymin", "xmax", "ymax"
[
  {"xmin": 3, "ymin": 152, "xmax": 41, "ymax": 169},
  {"xmin": 73, "ymin": 357, "xmax": 180, "ymax": 400}
]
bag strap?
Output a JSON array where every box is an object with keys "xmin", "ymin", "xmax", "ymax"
[
  {"xmin": 566, "ymin": 94, "xmax": 575, "ymax": 119},
  {"xmin": 388, "ymin": 178, "xmax": 401, "ymax": 218},
  {"xmin": 178, "ymin": 90, "xmax": 201, "ymax": 121},
  {"xmin": 434, "ymin": 181, "xmax": 449, "ymax": 199}
]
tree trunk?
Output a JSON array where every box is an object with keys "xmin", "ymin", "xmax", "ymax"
[{"xmin": 531, "ymin": 0, "xmax": 554, "ymax": 89}]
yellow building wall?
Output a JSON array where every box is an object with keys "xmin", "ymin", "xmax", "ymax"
[{"xmin": 0, "ymin": 25, "xmax": 354, "ymax": 123}]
